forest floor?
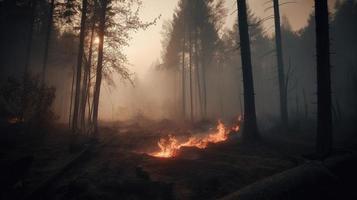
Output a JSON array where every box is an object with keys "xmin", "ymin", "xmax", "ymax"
[{"xmin": 1, "ymin": 119, "xmax": 356, "ymax": 200}]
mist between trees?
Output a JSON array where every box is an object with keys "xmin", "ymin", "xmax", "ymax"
[{"xmin": 1, "ymin": 0, "xmax": 356, "ymax": 131}]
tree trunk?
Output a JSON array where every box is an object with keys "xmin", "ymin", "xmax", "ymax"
[
  {"xmin": 201, "ymin": 53, "xmax": 207, "ymax": 118},
  {"xmin": 72, "ymin": 0, "xmax": 88, "ymax": 133},
  {"xmin": 24, "ymin": 0, "xmax": 37, "ymax": 74},
  {"xmin": 189, "ymin": 29, "xmax": 194, "ymax": 122},
  {"xmin": 181, "ymin": 13, "xmax": 186, "ymax": 120},
  {"xmin": 92, "ymin": 0, "xmax": 107, "ymax": 135},
  {"xmin": 41, "ymin": 0, "xmax": 55, "ymax": 84},
  {"xmin": 194, "ymin": 29, "xmax": 203, "ymax": 119},
  {"xmin": 273, "ymin": 0, "xmax": 288, "ymax": 128},
  {"xmin": 315, "ymin": 0, "xmax": 332, "ymax": 158},
  {"xmin": 69, "ymin": 65, "xmax": 76, "ymax": 128},
  {"xmin": 21, "ymin": 0, "xmax": 37, "ymax": 121},
  {"xmin": 237, "ymin": 0, "xmax": 259, "ymax": 140},
  {"xmin": 80, "ymin": 20, "xmax": 95, "ymax": 131}
]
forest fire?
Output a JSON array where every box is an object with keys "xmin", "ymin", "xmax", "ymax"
[{"xmin": 150, "ymin": 118, "xmax": 242, "ymax": 158}]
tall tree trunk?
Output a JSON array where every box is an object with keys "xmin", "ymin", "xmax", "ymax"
[
  {"xmin": 315, "ymin": 0, "xmax": 332, "ymax": 158},
  {"xmin": 80, "ymin": 20, "xmax": 95, "ymax": 131},
  {"xmin": 189, "ymin": 29, "xmax": 194, "ymax": 122},
  {"xmin": 194, "ymin": 29, "xmax": 203, "ymax": 119},
  {"xmin": 87, "ymin": 68, "xmax": 92, "ymax": 126},
  {"xmin": 181, "ymin": 14, "xmax": 186, "ymax": 120},
  {"xmin": 21, "ymin": 0, "xmax": 37, "ymax": 121},
  {"xmin": 24, "ymin": 0, "xmax": 37, "ymax": 74},
  {"xmin": 92, "ymin": 0, "xmax": 107, "ymax": 134},
  {"xmin": 237, "ymin": 0, "xmax": 259, "ymax": 140},
  {"xmin": 201, "ymin": 53, "xmax": 207, "ymax": 118},
  {"xmin": 72, "ymin": 0, "xmax": 88, "ymax": 133},
  {"xmin": 69, "ymin": 65, "xmax": 76, "ymax": 128},
  {"xmin": 41, "ymin": 0, "xmax": 55, "ymax": 84},
  {"xmin": 273, "ymin": 0, "xmax": 288, "ymax": 128}
]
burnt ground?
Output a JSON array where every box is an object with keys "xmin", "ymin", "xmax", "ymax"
[{"xmin": 1, "ymin": 119, "xmax": 356, "ymax": 200}]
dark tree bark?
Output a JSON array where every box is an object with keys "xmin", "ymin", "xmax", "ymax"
[
  {"xmin": 201, "ymin": 51, "xmax": 207, "ymax": 118},
  {"xmin": 181, "ymin": 12, "xmax": 186, "ymax": 120},
  {"xmin": 80, "ymin": 19, "xmax": 95, "ymax": 131},
  {"xmin": 273, "ymin": 0, "xmax": 288, "ymax": 127},
  {"xmin": 41, "ymin": 0, "xmax": 55, "ymax": 84},
  {"xmin": 237, "ymin": 0, "xmax": 259, "ymax": 140},
  {"xmin": 194, "ymin": 29, "xmax": 203, "ymax": 119},
  {"xmin": 315, "ymin": 0, "xmax": 332, "ymax": 158},
  {"xmin": 92, "ymin": 0, "xmax": 108, "ymax": 134},
  {"xmin": 189, "ymin": 28, "xmax": 194, "ymax": 122},
  {"xmin": 21, "ymin": 0, "xmax": 38, "ymax": 121},
  {"xmin": 69, "ymin": 64, "xmax": 76, "ymax": 128},
  {"xmin": 24, "ymin": 0, "xmax": 37, "ymax": 74},
  {"xmin": 72, "ymin": 0, "xmax": 88, "ymax": 133}
]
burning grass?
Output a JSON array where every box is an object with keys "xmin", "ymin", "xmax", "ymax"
[{"xmin": 149, "ymin": 116, "xmax": 243, "ymax": 158}]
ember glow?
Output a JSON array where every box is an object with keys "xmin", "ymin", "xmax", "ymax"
[
  {"xmin": 7, "ymin": 117, "xmax": 23, "ymax": 124},
  {"xmin": 150, "ymin": 117, "xmax": 242, "ymax": 158}
]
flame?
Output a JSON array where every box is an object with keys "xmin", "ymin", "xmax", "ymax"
[
  {"xmin": 7, "ymin": 117, "xmax": 23, "ymax": 124},
  {"xmin": 150, "ymin": 119, "xmax": 241, "ymax": 158}
]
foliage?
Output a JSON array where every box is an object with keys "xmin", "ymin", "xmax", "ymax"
[
  {"xmin": 0, "ymin": 74, "xmax": 57, "ymax": 125},
  {"xmin": 102, "ymin": 0, "xmax": 158, "ymax": 85}
]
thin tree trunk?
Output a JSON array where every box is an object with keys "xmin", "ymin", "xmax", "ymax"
[
  {"xmin": 87, "ymin": 72, "xmax": 92, "ymax": 126},
  {"xmin": 21, "ymin": 0, "xmax": 37, "ymax": 121},
  {"xmin": 201, "ymin": 52, "xmax": 207, "ymax": 118},
  {"xmin": 72, "ymin": 0, "xmax": 88, "ymax": 133},
  {"xmin": 24, "ymin": 0, "xmax": 37, "ymax": 75},
  {"xmin": 273, "ymin": 0, "xmax": 288, "ymax": 127},
  {"xmin": 41, "ymin": 0, "xmax": 55, "ymax": 84},
  {"xmin": 80, "ymin": 20, "xmax": 95, "ymax": 131},
  {"xmin": 92, "ymin": 0, "xmax": 107, "ymax": 135},
  {"xmin": 189, "ymin": 29, "xmax": 194, "ymax": 122},
  {"xmin": 237, "ymin": 0, "xmax": 259, "ymax": 140},
  {"xmin": 315, "ymin": 0, "xmax": 332, "ymax": 158},
  {"xmin": 181, "ymin": 14, "xmax": 186, "ymax": 120},
  {"xmin": 69, "ymin": 65, "xmax": 76, "ymax": 129},
  {"xmin": 194, "ymin": 29, "xmax": 203, "ymax": 120}
]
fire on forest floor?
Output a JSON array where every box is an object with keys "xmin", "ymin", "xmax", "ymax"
[
  {"xmin": 148, "ymin": 116, "xmax": 242, "ymax": 158},
  {"xmin": 1, "ymin": 118, "xmax": 300, "ymax": 200}
]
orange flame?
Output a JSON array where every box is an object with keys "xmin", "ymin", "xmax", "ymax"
[
  {"xmin": 7, "ymin": 117, "xmax": 23, "ymax": 124},
  {"xmin": 150, "ymin": 119, "xmax": 241, "ymax": 158}
]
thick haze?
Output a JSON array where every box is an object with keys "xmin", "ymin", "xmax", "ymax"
[
  {"xmin": 124, "ymin": 0, "xmax": 336, "ymax": 78},
  {"xmin": 98, "ymin": 0, "xmax": 337, "ymax": 121}
]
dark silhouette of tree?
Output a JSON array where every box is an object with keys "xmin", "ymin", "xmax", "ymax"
[
  {"xmin": 181, "ymin": 8, "xmax": 186, "ymax": 120},
  {"xmin": 91, "ymin": 0, "xmax": 155, "ymax": 134},
  {"xmin": 188, "ymin": 17, "xmax": 194, "ymax": 122},
  {"xmin": 92, "ymin": 0, "xmax": 108, "ymax": 135},
  {"xmin": 237, "ymin": 0, "xmax": 259, "ymax": 140},
  {"xmin": 273, "ymin": 0, "xmax": 288, "ymax": 128},
  {"xmin": 80, "ymin": 17, "xmax": 95, "ymax": 131},
  {"xmin": 72, "ymin": 0, "xmax": 88, "ymax": 133},
  {"xmin": 24, "ymin": 0, "xmax": 38, "ymax": 75},
  {"xmin": 41, "ymin": 0, "xmax": 55, "ymax": 84},
  {"xmin": 315, "ymin": 0, "xmax": 332, "ymax": 158}
]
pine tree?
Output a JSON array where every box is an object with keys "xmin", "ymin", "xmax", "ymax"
[
  {"xmin": 237, "ymin": 0, "xmax": 259, "ymax": 140},
  {"xmin": 315, "ymin": 0, "xmax": 332, "ymax": 158}
]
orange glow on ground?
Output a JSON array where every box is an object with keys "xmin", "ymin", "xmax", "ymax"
[{"xmin": 150, "ymin": 117, "xmax": 242, "ymax": 158}]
